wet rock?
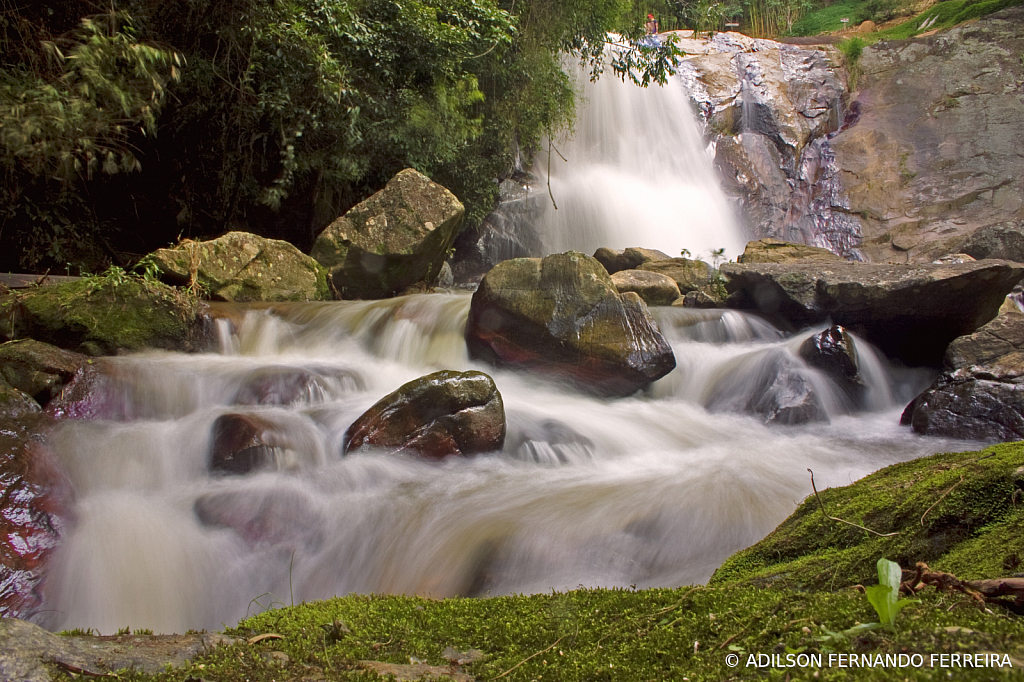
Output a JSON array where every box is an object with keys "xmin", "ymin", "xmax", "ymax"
[
  {"xmin": 0, "ymin": 340, "xmax": 89, "ymax": 405},
  {"xmin": 43, "ymin": 363, "xmax": 124, "ymax": 421},
  {"xmin": 312, "ymin": 168, "xmax": 465, "ymax": 299},
  {"xmin": 677, "ymin": 290, "xmax": 721, "ymax": 309},
  {"xmin": 706, "ymin": 350, "xmax": 829, "ymax": 425},
  {"xmin": 147, "ymin": 231, "xmax": 329, "ymax": 302},
  {"xmin": 0, "ymin": 618, "xmax": 238, "ymax": 682},
  {"xmin": 738, "ymin": 238, "xmax": 844, "ymax": 264},
  {"xmin": 903, "ymin": 309, "xmax": 1024, "ymax": 440},
  {"xmin": 232, "ymin": 366, "xmax": 333, "ymax": 406},
  {"xmin": 193, "ymin": 487, "xmax": 322, "ymax": 549},
  {"xmin": 721, "ymin": 259, "xmax": 1024, "ymax": 365},
  {"xmin": 610, "ymin": 270, "xmax": 680, "ymax": 306},
  {"xmin": 594, "ymin": 247, "xmax": 673, "ymax": 274},
  {"xmin": 959, "ymin": 222, "xmax": 1024, "ymax": 263},
  {"xmin": 799, "ymin": 325, "xmax": 866, "ymax": 401},
  {"xmin": 465, "ymin": 252, "xmax": 676, "ymax": 397},
  {"xmin": 343, "ymin": 370, "xmax": 505, "ymax": 459},
  {"xmin": 208, "ymin": 413, "xmax": 292, "ymax": 475},
  {"xmin": 0, "ymin": 278, "xmax": 206, "ymax": 356},
  {"xmin": 0, "ymin": 412, "xmax": 63, "ymax": 620},
  {"xmin": 831, "ymin": 7, "xmax": 1024, "ymax": 263}
]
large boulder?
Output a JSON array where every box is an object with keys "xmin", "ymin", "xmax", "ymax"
[
  {"xmin": 738, "ymin": 238, "xmax": 844, "ymax": 264},
  {"xmin": 636, "ymin": 257, "xmax": 714, "ymax": 295},
  {"xmin": 465, "ymin": 252, "xmax": 676, "ymax": 396},
  {"xmin": 0, "ymin": 340, "xmax": 88, "ymax": 405},
  {"xmin": 312, "ymin": 168, "xmax": 465, "ymax": 299},
  {"xmin": 829, "ymin": 7, "xmax": 1024, "ymax": 263},
  {"xmin": 902, "ymin": 309, "xmax": 1024, "ymax": 441},
  {"xmin": 593, "ymin": 247, "xmax": 673, "ymax": 274},
  {"xmin": 610, "ymin": 270, "xmax": 680, "ymax": 307},
  {"xmin": 721, "ymin": 259, "xmax": 1024, "ymax": 365},
  {"xmin": 0, "ymin": 276, "xmax": 207, "ymax": 356},
  {"xmin": 343, "ymin": 370, "xmax": 505, "ymax": 459},
  {"xmin": 959, "ymin": 221, "xmax": 1024, "ymax": 263},
  {"xmin": 147, "ymin": 232, "xmax": 329, "ymax": 302}
]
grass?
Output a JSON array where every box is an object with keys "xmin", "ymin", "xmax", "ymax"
[{"xmin": 791, "ymin": 0, "xmax": 1024, "ymax": 39}]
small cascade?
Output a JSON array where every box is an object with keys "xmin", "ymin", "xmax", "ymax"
[
  {"xmin": 30, "ymin": 296, "xmax": 973, "ymax": 635},
  {"xmin": 531, "ymin": 54, "xmax": 747, "ymax": 261}
]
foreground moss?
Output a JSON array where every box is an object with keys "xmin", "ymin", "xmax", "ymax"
[
  {"xmin": 55, "ymin": 586, "xmax": 1023, "ymax": 682},
  {"xmin": 712, "ymin": 442, "xmax": 1024, "ymax": 590}
]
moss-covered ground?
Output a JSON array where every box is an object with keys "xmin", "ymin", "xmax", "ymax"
[{"xmin": 44, "ymin": 443, "xmax": 1024, "ymax": 681}]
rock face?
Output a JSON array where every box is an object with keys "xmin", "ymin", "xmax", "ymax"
[
  {"xmin": 830, "ymin": 7, "xmax": 1024, "ymax": 263},
  {"xmin": 148, "ymin": 231, "xmax": 329, "ymax": 302},
  {"xmin": 674, "ymin": 32, "xmax": 853, "ymax": 256},
  {"xmin": 959, "ymin": 221, "xmax": 1024, "ymax": 262},
  {"xmin": 0, "ymin": 278, "xmax": 206, "ymax": 356},
  {"xmin": 343, "ymin": 370, "xmax": 505, "ymax": 459},
  {"xmin": 610, "ymin": 270, "xmax": 681, "ymax": 306},
  {"xmin": 465, "ymin": 252, "xmax": 676, "ymax": 396},
  {"xmin": 312, "ymin": 168, "xmax": 465, "ymax": 298},
  {"xmin": 0, "ymin": 618, "xmax": 237, "ymax": 682},
  {"xmin": 738, "ymin": 238, "xmax": 844, "ymax": 264},
  {"xmin": 902, "ymin": 309, "xmax": 1024, "ymax": 440},
  {"xmin": 721, "ymin": 259, "xmax": 1024, "ymax": 365}
]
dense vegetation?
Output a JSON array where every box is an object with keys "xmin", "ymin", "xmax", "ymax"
[{"xmin": 0, "ymin": 0, "xmax": 679, "ymax": 273}]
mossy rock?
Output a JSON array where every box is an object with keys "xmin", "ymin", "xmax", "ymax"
[
  {"xmin": 710, "ymin": 442, "xmax": 1024, "ymax": 591},
  {"xmin": 0, "ymin": 275, "xmax": 205, "ymax": 356}
]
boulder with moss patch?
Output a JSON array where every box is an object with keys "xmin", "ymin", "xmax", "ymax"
[
  {"xmin": 0, "ymin": 275, "xmax": 206, "ymax": 356},
  {"xmin": 312, "ymin": 168, "xmax": 465, "ymax": 299},
  {"xmin": 147, "ymin": 232, "xmax": 329, "ymax": 302}
]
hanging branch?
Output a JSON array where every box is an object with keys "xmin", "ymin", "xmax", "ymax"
[{"xmin": 807, "ymin": 469, "xmax": 899, "ymax": 538}]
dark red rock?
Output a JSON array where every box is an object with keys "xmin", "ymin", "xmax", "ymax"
[
  {"xmin": 343, "ymin": 370, "xmax": 505, "ymax": 460},
  {"xmin": 208, "ymin": 413, "xmax": 283, "ymax": 476}
]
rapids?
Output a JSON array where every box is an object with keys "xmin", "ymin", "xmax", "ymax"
[{"xmin": 37, "ymin": 295, "xmax": 978, "ymax": 634}]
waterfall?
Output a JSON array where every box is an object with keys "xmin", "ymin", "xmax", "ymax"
[
  {"xmin": 33, "ymin": 296, "xmax": 971, "ymax": 635},
  {"xmin": 532, "ymin": 58, "xmax": 747, "ymax": 261}
]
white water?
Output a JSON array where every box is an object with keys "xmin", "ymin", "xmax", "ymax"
[
  {"xmin": 36, "ymin": 296, "xmax": 979, "ymax": 634},
  {"xmin": 533, "ymin": 61, "xmax": 747, "ymax": 261}
]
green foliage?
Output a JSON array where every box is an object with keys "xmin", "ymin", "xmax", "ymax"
[
  {"xmin": 838, "ymin": 36, "xmax": 866, "ymax": 89},
  {"xmin": 792, "ymin": 0, "xmax": 1021, "ymax": 37},
  {"xmin": 864, "ymin": 558, "xmax": 919, "ymax": 631}
]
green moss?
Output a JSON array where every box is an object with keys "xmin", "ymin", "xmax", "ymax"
[
  {"xmin": 710, "ymin": 442, "xmax": 1024, "ymax": 590},
  {"xmin": 5, "ymin": 270, "xmax": 203, "ymax": 355}
]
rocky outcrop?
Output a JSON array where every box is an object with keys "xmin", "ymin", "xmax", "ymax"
[
  {"xmin": 0, "ymin": 278, "xmax": 207, "ymax": 356},
  {"xmin": 465, "ymin": 252, "xmax": 676, "ymax": 396},
  {"xmin": 343, "ymin": 370, "xmax": 505, "ymax": 459},
  {"xmin": 902, "ymin": 309, "xmax": 1024, "ymax": 440},
  {"xmin": 147, "ymin": 232, "xmax": 329, "ymax": 302},
  {"xmin": 738, "ymin": 238, "xmax": 844, "ymax": 264},
  {"xmin": 831, "ymin": 7, "xmax": 1024, "ymax": 263},
  {"xmin": 312, "ymin": 168, "xmax": 465, "ymax": 299},
  {"xmin": 594, "ymin": 247, "xmax": 672, "ymax": 274},
  {"xmin": 610, "ymin": 270, "xmax": 680, "ymax": 306},
  {"xmin": 721, "ymin": 259, "xmax": 1024, "ymax": 365},
  {"xmin": 673, "ymin": 32, "xmax": 853, "ymax": 256},
  {"xmin": 0, "ymin": 618, "xmax": 237, "ymax": 682}
]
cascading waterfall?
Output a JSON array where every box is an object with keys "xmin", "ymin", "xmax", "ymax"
[
  {"xmin": 533, "ymin": 55, "xmax": 747, "ymax": 260},
  {"xmin": 36, "ymin": 295, "xmax": 973, "ymax": 635}
]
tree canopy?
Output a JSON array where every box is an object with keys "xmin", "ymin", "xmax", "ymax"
[{"xmin": 0, "ymin": 0, "xmax": 680, "ymax": 272}]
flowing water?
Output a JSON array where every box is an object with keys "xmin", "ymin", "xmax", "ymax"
[
  {"xmin": 36, "ymin": 296, "xmax": 979, "ymax": 634},
  {"xmin": 532, "ymin": 59, "xmax": 747, "ymax": 261}
]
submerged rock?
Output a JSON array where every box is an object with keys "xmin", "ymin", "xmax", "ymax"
[
  {"xmin": 705, "ymin": 349, "xmax": 828, "ymax": 425},
  {"xmin": 194, "ymin": 487, "xmax": 323, "ymax": 550},
  {"xmin": 312, "ymin": 168, "xmax": 464, "ymax": 299},
  {"xmin": 232, "ymin": 366, "xmax": 336, "ymax": 406},
  {"xmin": 902, "ymin": 309, "xmax": 1024, "ymax": 441},
  {"xmin": 208, "ymin": 413, "xmax": 294, "ymax": 476},
  {"xmin": 610, "ymin": 270, "xmax": 680, "ymax": 307},
  {"xmin": 147, "ymin": 231, "xmax": 329, "ymax": 302},
  {"xmin": 465, "ymin": 252, "xmax": 676, "ymax": 397},
  {"xmin": 721, "ymin": 259, "xmax": 1024, "ymax": 365},
  {"xmin": 343, "ymin": 370, "xmax": 505, "ymax": 460}
]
